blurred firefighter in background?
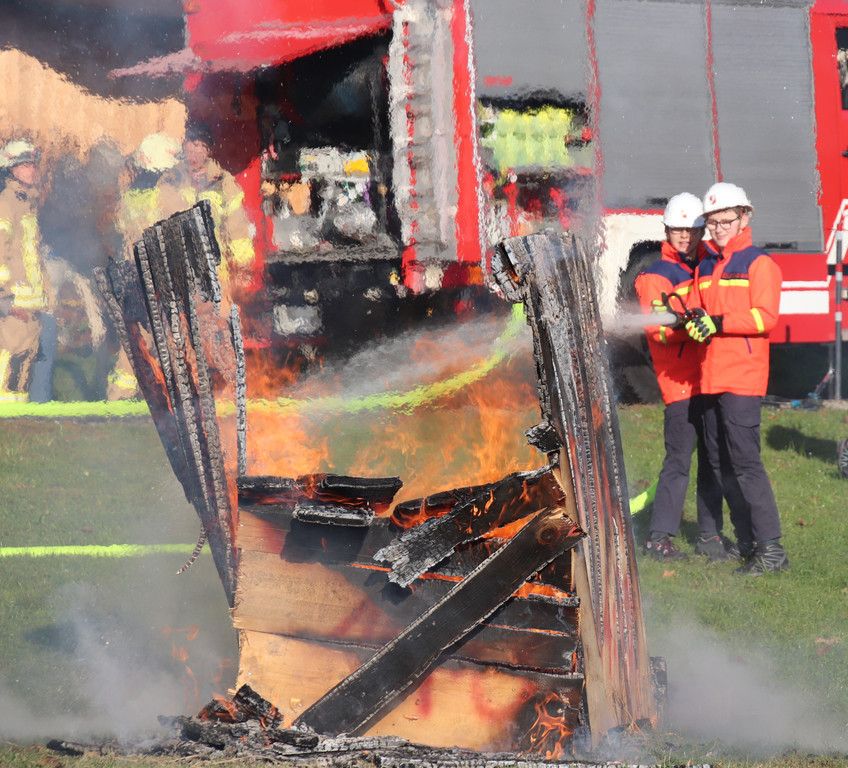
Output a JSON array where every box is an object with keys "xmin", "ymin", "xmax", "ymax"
[
  {"xmin": 0, "ymin": 139, "xmax": 52, "ymax": 403},
  {"xmin": 106, "ymin": 132, "xmax": 180, "ymax": 400},
  {"xmin": 156, "ymin": 122, "xmax": 255, "ymax": 311}
]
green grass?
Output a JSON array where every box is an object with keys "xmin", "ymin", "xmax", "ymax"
[
  {"xmin": 621, "ymin": 403, "xmax": 848, "ymax": 763},
  {"xmin": 0, "ymin": 417, "xmax": 237, "ymax": 741},
  {"xmin": 1, "ymin": 385, "xmax": 848, "ymax": 766}
]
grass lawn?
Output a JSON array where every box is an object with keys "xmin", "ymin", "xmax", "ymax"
[
  {"xmin": 0, "ymin": 337, "xmax": 847, "ymax": 767},
  {"xmin": 621, "ymin": 403, "xmax": 848, "ymax": 765}
]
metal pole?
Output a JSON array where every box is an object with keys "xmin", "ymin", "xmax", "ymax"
[{"xmin": 837, "ymin": 227, "xmax": 843, "ymax": 400}]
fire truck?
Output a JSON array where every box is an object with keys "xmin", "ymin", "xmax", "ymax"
[
  {"xmin": 5, "ymin": 0, "xmax": 848, "ymax": 375},
  {"xmin": 165, "ymin": 0, "xmax": 848, "ymax": 354}
]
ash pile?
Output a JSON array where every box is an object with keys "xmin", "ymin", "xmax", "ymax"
[{"xmin": 47, "ymin": 683, "xmax": 670, "ymax": 768}]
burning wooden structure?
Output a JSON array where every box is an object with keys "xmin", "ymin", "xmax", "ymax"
[{"xmin": 95, "ymin": 204, "xmax": 658, "ymax": 757}]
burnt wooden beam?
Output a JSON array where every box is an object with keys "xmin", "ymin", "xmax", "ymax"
[
  {"xmin": 525, "ymin": 421, "xmax": 562, "ymax": 454},
  {"xmin": 230, "ymin": 305, "xmax": 248, "ymax": 477},
  {"xmin": 375, "ymin": 466, "xmax": 565, "ymax": 587},
  {"xmin": 493, "ymin": 229, "xmax": 657, "ymax": 738},
  {"xmin": 94, "ymin": 202, "xmax": 239, "ymax": 605},
  {"xmin": 292, "ymin": 501, "xmax": 374, "ymax": 527},
  {"xmin": 389, "ymin": 482, "xmax": 493, "ymax": 527},
  {"xmin": 238, "ymin": 474, "xmax": 402, "ymax": 514},
  {"xmin": 293, "ymin": 507, "xmax": 585, "ymax": 737}
]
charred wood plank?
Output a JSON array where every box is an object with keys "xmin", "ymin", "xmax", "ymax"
[
  {"xmin": 45, "ymin": 740, "xmax": 86, "ymax": 757},
  {"xmin": 292, "ymin": 501, "xmax": 374, "ymax": 527},
  {"xmin": 237, "ymin": 505, "xmax": 576, "ymax": 594},
  {"xmin": 494, "ymin": 229, "xmax": 656, "ymax": 736},
  {"xmin": 144, "ymin": 209, "xmax": 235, "ymax": 602},
  {"xmin": 230, "ymin": 305, "xmax": 248, "ymax": 477},
  {"xmin": 96, "ymin": 203, "xmax": 239, "ymax": 605},
  {"xmin": 375, "ymin": 467, "xmax": 565, "ymax": 587},
  {"xmin": 238, "ymin": 473, "xmax": 402, "ymax": 513},
  {"xmin": 294, "ymin": 508, "xmax": 584, "ymax": 736},
  {"xmin": 136, "ymin": 236, "xmax": 202, "ymax": 503},
  {"xmin": 525, "ymin": 421, "xmax": 562, "ymax": 454},
  {"xmin": 232, "ymin": 683, "xmax": 283, "ymax": 725},
  {"xmin": 390, "ymin": 482, "xmax": 493, "ymax": 527}
]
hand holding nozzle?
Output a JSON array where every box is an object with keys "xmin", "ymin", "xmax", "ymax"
[
  {"xmin": 685, "ymin": 313, "xmax": 721, "ymax": 344},
  {"xmin": 654, "ymin": 291, "xmax": 697, "ymax": 329}
]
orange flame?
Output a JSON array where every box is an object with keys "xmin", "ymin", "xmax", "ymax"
[
  {"xmin": 232, "ymin": 330, "xmax": 540, "ymax": 510},
  {"xmin": 163, "ymin": 625, "xmax": 201, "ymax": 707},
  {"xmin": 521, "ymin": 691, "xmax": 574, "ymax": 759}
]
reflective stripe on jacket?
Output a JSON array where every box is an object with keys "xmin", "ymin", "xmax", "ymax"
[
  {"xmin": 117, "ymin": 186, "xmax": 161, "ymax": 259},
  {"xmin": 634, "ymin": 240, "xmax": 700, "ymax": 405},
  {"xmin": 692, "ymin": 228, "xmax": 781, "ymax": 397},
  {"xmin": 156, "ymin": 159, "xmax": 254, "ymax": 281},
  {"xmin": 0, "ymin": 179, "xmax": 47, "ymax": 310}
]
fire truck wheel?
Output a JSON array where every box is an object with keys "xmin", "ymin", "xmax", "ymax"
[{"xmin": 611, "ymin": 244, "xmax": 663, "ymax": 405}]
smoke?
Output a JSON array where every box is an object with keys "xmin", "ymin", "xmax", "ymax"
[
  {"xmin": 658, "ymin": 620, "xmax": 848, "ymax": 754},
  {"xmin": 0, "ymin": 516, "xmax": 237, "ymax": 744},
  {"xmin": 0, "ymin": 594, "xmax": 186, "ymax": 742},
  {"xmin": 282, "ymin": 308, "xmax": 531, "ymax": 406},
  {"xmin": 608, "ymin": 310, "xmax": 678, "ymax": 336}
]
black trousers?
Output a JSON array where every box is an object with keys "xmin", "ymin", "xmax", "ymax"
[
  {"xmin": 649, "ymin": 396, "xmax": 725, "ymax": 537},
  {"xmin": 699, "ymin": 392, "xmax": 782, "ymax": 544}
]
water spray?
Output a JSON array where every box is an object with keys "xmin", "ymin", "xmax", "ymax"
[{"xmin": 608, "ymin": 291, "xmax": 705, "ymax": 337}]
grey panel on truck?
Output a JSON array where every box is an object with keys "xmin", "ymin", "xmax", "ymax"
[
  {"xmin": 713, "ymin": 4, "xmax": 821, "ymax": 252},
  {"xmin": 594, "ymin": 0, "xmax": 714, "ymax": 209},
  {"xmin": 471, "ymin": 0, "xmax": 587, "ymax": 101}
]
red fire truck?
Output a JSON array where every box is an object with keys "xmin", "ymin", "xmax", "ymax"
[{"xmin": 165, "ymin": 0, "xmax": 848, "ymax": 356}]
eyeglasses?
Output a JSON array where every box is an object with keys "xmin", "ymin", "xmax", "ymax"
[
  {"xmin": 704, "ymin": 216, "xmax": 740, "ymax": 231},
  {"xmin": 667, "ymin": 227, "xmax": 702, "ymax": 235}
]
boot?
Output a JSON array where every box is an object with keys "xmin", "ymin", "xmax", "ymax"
[
  {"xmin": 643, "ymin": 534, "xmax": 688, "ymax": 562},
  {"xmin": 734, "ymin": 539, "xmax": 790, "ymax": 576},
  {"xmin": 725, "ymin": 537, "xmax": 754, "ymax": 561},
  {"xmin": 694, "ymin": 534, "xmax": 737, "ymax": 563}
]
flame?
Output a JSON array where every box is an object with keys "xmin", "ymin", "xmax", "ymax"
[
  {"xmin": 520, "ymin": 691, "xmax": 574, "ymax": 759},
  {"xmin": 163, "ymin": 625, "xmax": 201, "ymax": 707},
  {"xmin": 231, "ymin": 316, "xmax": 539, "ymax": 508}
]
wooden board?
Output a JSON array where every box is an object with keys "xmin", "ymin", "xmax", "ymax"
[
  {"xmin": 292, "ymin": 508, "xmax": 584, "ymax": 736},
  {"xmin": 236, "ymin": 506, "xmax": 576, "ymax": 595},
  {"xmin": 494, "ymin": 230, "xmax": 657, "ymax": 738},
  {"xmin": 235, "ymin": 631, "xmax": 583, "ymax": 754},
  {"xmin": 233, "ymin": 549, "xmax": 580, "ymax": 672}
]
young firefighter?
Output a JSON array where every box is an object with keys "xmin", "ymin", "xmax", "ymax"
[
  {"xmin": 685, "ymin": 182, "xmax": 789, "ymax": 575},
  {"xmin": 635, "ymin": 193, "xmax": 736, "ymax": 562}
]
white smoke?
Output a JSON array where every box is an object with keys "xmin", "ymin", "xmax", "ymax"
[
  {"xmin": 658, "ymin": 621, "xmax": 848, "ymax": 753},
  {"xmin": 0, "ymin": 546, "xmax": 237, "ymax": 744},
  {"xmin": 284, "ymin": 308, "xmax": 530, "ymax": 404}
]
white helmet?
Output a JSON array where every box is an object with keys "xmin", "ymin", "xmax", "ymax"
[
  {"xmin": 663, "ymin": 192, "xmax": 705, "ymax": 228},
  {"xmin": 0, "ymin": 139, "xmax": 39, "ymax": 169},
  {"xmin": 703, "ymin": 182, "xmax": 753, "ymax": 216},
  {"xmin": 135, "ymin": 133, "xmax": 180, "ymax": 172}
]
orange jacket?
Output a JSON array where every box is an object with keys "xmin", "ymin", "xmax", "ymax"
[
  {"xmin": 692, "ymin": 228, "xmax": 782, "ymax": 397},
  {"xmin": 634, "ymin": 241, "xmax": 700, "ymax": 405}
]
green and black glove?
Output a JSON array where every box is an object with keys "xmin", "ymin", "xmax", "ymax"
[{"xmin": 685, "ymin": 314, "xmax": 723, "ymax": 343}]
